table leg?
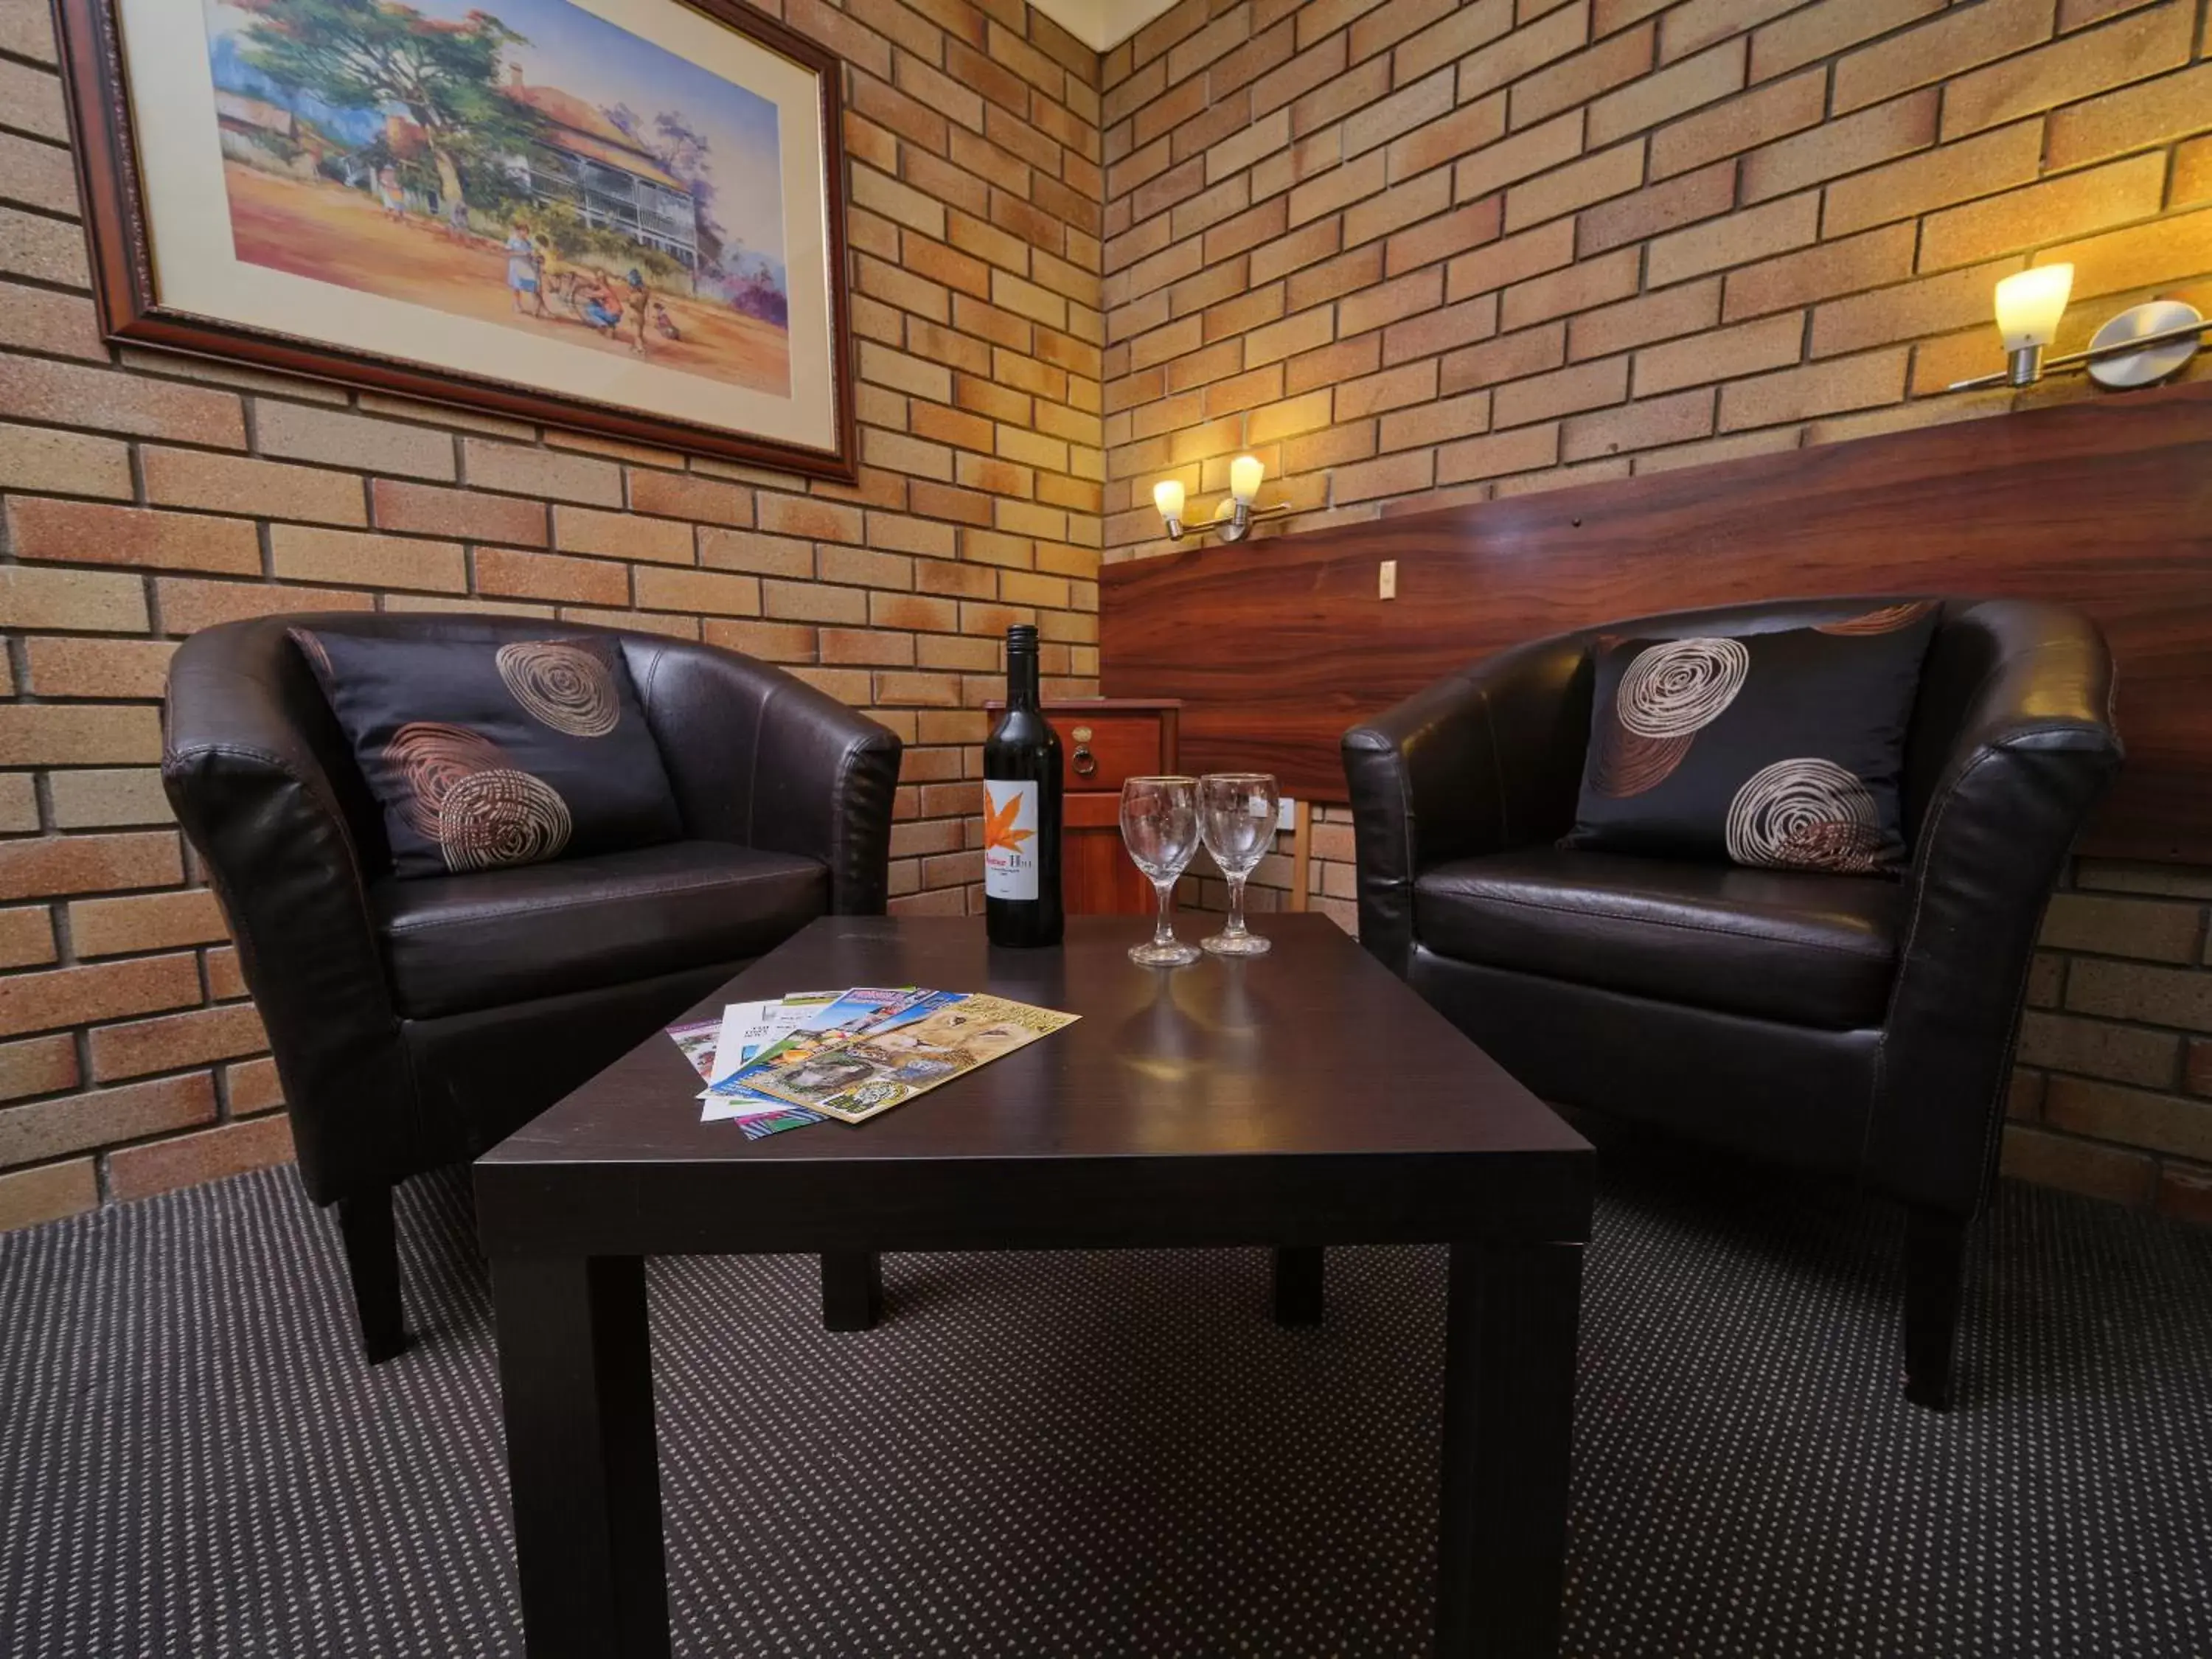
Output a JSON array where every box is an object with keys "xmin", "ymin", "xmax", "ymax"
[
  {"xmin": 491, "ymin": 1253, "xmax": 668, "ymax": 1659},
  {"xmin": 1436, "ymin": 1239, "xmax": 1582, "ymax": 1659},
  {"xmin": 821, "ymin": 1249, "xmax": 883, "ymax": 1330},
  {"xmin": 1272, "ymin": 1245, "xmax": 1324, "ymax": 1325}
]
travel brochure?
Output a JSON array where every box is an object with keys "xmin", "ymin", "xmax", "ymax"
[{"xmin": 665, "ymin": 986, "xmax": 1077, "ymax": 1136}]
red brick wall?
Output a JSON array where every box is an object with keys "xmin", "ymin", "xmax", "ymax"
[
  {"xmin": 1101, "ymin": 0, "xmax": 2212, "ymax": 546},
  {"xmin": 1106, "ymin": 0, "xmax": 2212, "ymax": 1224},
  {"xmin": 0, "ymin": 0, "xmax": 1105, "ymax": 1228}
]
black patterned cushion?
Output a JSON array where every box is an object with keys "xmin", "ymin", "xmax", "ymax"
[
  {"xmin": 291, "ymin": 628, "xmax": 681, "ymax": 879},
  {"xmin": 1560, "ymin": 602, "xmax": 1939, "ymax": 874}
]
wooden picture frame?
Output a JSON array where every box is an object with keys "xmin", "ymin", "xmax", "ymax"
[{"xmin": 52, "ymin": 0, "xmax": 857, "ymax": 479}]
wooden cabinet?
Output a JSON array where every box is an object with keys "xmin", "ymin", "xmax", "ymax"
[{"xmin": 984, "ymin": 698, "xmax": 1179, "ymax": 917}]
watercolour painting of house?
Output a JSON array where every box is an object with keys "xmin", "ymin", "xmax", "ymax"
[{"xmin": 200, "ymin": 0, "xmax": 793, "ymax": 393}]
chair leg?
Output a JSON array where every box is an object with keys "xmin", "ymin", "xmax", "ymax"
[
  {"xmin": 1902, "ymin": 1205, "xmax": 1969, "ymax": 1411},
  {"xmin": 1272, "ymin": 1245, "xmax": 1324, "ymax": 1326},
  {"xmin": 820, "ymin": 1250, "xmax": 883, "ymax": 1331},
  {"xmin": 337, "ymin": 1186, "xmax": 411, "ymax": 1364}
]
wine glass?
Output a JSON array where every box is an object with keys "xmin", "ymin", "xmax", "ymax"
[
  {"xmin": 1198, "ymin": 773, "xmax": 1279, "ymax": 956},
  {"xmin": 1119, "ymin": 776, "xmax": 1201, "ymax": 967}
]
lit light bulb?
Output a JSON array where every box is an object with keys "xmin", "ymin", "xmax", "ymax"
[
  {"xmin": 1228, "ymin": 454, "xmax": 1264, "ymax": 504},
  {"xmin": 1995, "ymin": 265, "xmax": 2073, "ymax": 351},
  {"xmin": 1994, "ymin": 265, "xmax": 2073, "ymax": 386},
  {"xmin": 1152, "ymin": 479, "xmax": 1185, "ymax": 522}
]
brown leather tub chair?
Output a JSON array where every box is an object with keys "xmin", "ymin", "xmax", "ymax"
[
  {"xmin": 164, "ymin": 614, "xmax": 901, "ymax": 1363},
  {"xmin": 1343, "ymin": 597, "xmax": 2120, "ymax": 1409}
]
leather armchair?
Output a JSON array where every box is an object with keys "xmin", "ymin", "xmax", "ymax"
[
  {"xmin": 1343, "ymin": 597, "xmax": 2120, "ymax": 1408},
  {"xmin": 164, "ymin": 613, "xmax": 902, "ymax": 1361}
]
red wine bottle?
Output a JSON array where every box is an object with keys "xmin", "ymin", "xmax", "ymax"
[{"xmin": 983, "ymin": 625, "xmax": 1063, "ymax": 947}]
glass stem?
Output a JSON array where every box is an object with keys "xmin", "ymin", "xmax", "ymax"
[
  {"xmin": 1153, "ymin": 879, "xmax": 1177, "ymax": 947},
  {"xmin": 1225, "ymin": 872, "xmax": 1249, "ymax": 937}
]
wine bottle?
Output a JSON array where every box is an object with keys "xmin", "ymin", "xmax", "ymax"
[{"xmin": 983, "ymin": 624, "xmax": 1064, "ymax": 947}]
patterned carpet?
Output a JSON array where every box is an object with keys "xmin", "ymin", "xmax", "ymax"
[{"xmin": 1, "ymin": 1158, "xmax": 2206, "ymax": 1658}]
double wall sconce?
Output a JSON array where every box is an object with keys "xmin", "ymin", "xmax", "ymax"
[
  {"xmin": 1951, "ymin": 264, "xmax": 2208, "ymax": 392},
  {"xmin": 1152, "ymin": 454, "xmax": 1291, "ymax": 544}
]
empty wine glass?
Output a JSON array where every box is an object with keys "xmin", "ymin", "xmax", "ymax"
[
  {"xmin": 1119, "ymin": 776, "xmax": 1201, "ymax": 967},
  {"xmin": 1199, "ymin": 773, "xmax": 1279, "ymax": 956}
]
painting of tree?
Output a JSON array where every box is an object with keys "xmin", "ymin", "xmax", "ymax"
[
  {"xmin": 605, "ymin": 103, "xmax": 727, "ymax": 271},
  {"xmin": 231, "ymin": 0, "xmax": 545, "ymax": 217}
]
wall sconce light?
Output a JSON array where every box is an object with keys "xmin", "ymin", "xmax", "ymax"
[
  {"xmin": 1994, "ymin": 265, "xmax": 2073, "ymax": 386},
  {"xmin": 1152, "ymin": 479, "xmax": 1186, "ymax": 538},
  {"xmin": 1950, "ymin": 262, "xmax": 2208, "ymax": 392},
  {"xmin": 1154, "ymin": 455, "xmax": 1293, "ymax": 544}
]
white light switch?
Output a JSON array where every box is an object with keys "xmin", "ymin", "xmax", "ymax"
[
  {"xmin": 1379, "ymin": 560, "xmax": 1397, "ymax": 599},
  {"xmin": 1277, "ymin": 797, "xmax": 1296, "ymax": 832}
]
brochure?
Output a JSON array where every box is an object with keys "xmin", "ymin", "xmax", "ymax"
[
  {"xmin": 669, "ymin": 993, "xmax": 832, "ymax": 1124},
  {"xmin": 665, "ymin": 1017, "xmax": 721, "ymax": 1082},
  {"xmin": 721, "ymin": 992, "xmax": 1079, "ymax": 1124},
  {"xmin": 698, "ymin": 987, "xmax": 936, "ymax": 1099},
  {"xmin": 707, "ymin": 992, "xmax": 837, "ymax": 1085},
  {"xmin": 734, "ymin": 1106, "xmax": 829, "ymax": 1140},
  {"xmin": 669, "ymin": 985, "xmax": 1078, "ymax": 1131}
]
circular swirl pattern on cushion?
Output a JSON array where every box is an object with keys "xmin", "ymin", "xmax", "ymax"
[
  {"xmin": 434, "ymin": 769, "xmax": 573, "ymax": 872},
  {"xmin": 1615, "ymin": 638, "xmax": 1750, "ymax": 738},
  {"xmin": 1815, "ymin": 601, "xmax": 1935, "ymax": 636},
  {"xmin": 1590, "ymin": 727, "xmax": 1692, "ymax": 798},
  {"xmin": 495, "ymin": 641, "xmax": 620, "ymax": 737},
  {"xmin": 1725, "ymin": 758, "xmax": 1885, "ymax": 872},
  {"xmin": 383, "ymin": 723, "xmax": 509, "ymax": 841}
]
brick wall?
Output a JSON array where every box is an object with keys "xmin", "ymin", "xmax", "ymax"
[
  {"xmin": 1107, "ymin": 0, "xmax": 2212, "ymax": 1225},
  {"xmin": 0, "ymin": 0, "xmax": 1106, "ymax": 1230},
  {"xmin": 2008, "ymin": 863, "xmax": 2212, "ymax": 1222},
  {"xmin": 1100, "ymin": 0, "xmax": 2212, "ymax": 545}
]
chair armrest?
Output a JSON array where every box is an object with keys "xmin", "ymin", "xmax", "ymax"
[
  {"xmin": 1340, "ymin": 636, "xmax": 1591, "ymax": 975},
  {"xmin": 1867, "ymin": 601, "xmax": 2122, "ymax": 1216},
  {"xmin": 751, "ymin": 683, "xmax": 902, "ymax": 914},
  {"xmin": 162, "ymin": 624, "xmax": 411, "ymax": 1204},
  {"xmin": 629, "ymin": 641, "xmax": 902, "ymax": 914}
]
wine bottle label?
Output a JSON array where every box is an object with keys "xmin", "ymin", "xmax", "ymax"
[{"xmin": 982, "ymin": 779, "xmax": 1040, "ymax": 901}]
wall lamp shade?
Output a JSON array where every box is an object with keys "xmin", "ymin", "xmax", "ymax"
[
  {"xmin": 1994, "ymin": 265, "xmax": 2073, "ymax": 384},
  {"xmin": 1152, "ymin": 479, "xmax": 1186, "ymax": 535},
  {"xmin": 1229, "ymin": 454, "xmax": 1265, "ymax": 504}
]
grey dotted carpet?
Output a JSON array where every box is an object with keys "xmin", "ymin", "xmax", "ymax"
[{"xmin": 1, "ymin": 1159, "xmax": 2207, "ymax": 1657}]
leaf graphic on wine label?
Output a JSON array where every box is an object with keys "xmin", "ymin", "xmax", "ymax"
[{"xmin": 984, "ymin": 789, "xmax": 1034, "ymax": 853}]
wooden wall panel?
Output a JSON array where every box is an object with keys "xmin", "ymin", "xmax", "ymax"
[{"xmin": 1100, "ymin": 382, "xmax": 2212, "ymax": 864}]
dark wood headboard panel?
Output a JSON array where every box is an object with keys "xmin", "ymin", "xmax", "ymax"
[{"xmin": 1099, "ymin": 380, "xmax": 2212, "ymax": 864}]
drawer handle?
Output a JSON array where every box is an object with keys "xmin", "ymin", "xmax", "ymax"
[{"xmin": 1072, "ymin": 747, "xmax": 1098, "ymax": 777}]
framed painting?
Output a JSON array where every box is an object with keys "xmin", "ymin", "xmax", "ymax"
[{"xmin": 53, "ymin": 0, "xmax": 857, "ymax": 477}]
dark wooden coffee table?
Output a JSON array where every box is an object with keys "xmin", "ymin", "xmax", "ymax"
[{"xmin": 475, "ymin": 914, "xmax": 1593, "ymax": 1658}]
